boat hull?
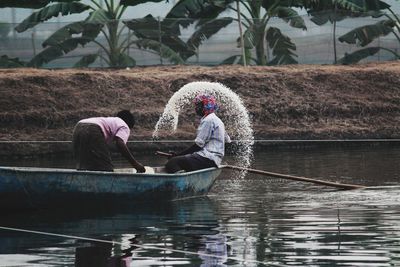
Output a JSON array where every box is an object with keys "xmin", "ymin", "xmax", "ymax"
[{"xmin": 0, "ymin": 166, "xmax": 221, "ymax": 209}]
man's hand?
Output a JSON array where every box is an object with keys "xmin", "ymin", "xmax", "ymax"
[
  {"xmin": 135, "ymin": 163, "xmax": 146, "ymax": 173},
  {"xmin": 167, "ymin": 151, "xmax": 177, "ymax": 159},
  {"xmin": 115, "ymin": 137, "xmax": 146, "ymax": 174}
]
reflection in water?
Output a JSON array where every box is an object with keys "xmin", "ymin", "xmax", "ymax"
[
  {"xmin": 75, "ymin": 243, "xmax": 128, "ymax": 267},
  {"xmin": 0, "ymin": 198, "xmax": 236, "ymax": 266},
  {"xmin": 212, "ymin": 174, "xmax": 400, "ymax": 266},
  {"xmin": 198, "ymin": 234, "xmax": 228, "ymax": 266},
  {"xmin": 0, "ymin": 143, "xmax": 400, "ymax": 266},
  {"xmin": 246, "ymin": 143, "xmax": 400, "ymax": 186}
]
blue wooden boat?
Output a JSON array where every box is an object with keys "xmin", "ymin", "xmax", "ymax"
[{"xmin": 0, "ymin": 166, "xmax": 221, "ymax": 210}]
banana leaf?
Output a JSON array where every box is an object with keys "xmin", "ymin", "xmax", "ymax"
[
  {"xmin": 186, "ymin": 17, "xmax": 233, "ymax": 50},
  {"xmin": 166, "ymin": 0, "xmax": 229, "ymax": 28},
  {"xmin": 261, "ymin": 0, "xmax": 282, "ymax": 10},
  {"xmin": 74, "ymin": 54, "xmax": 98, "ymax": 68},
  {"xmin": 57, "ymin": 37, "xmax": 96, "ymax": 53},
  {"xmin": 124, "ymin": 16, "xmax": 194, "ymax": 60},
  {"xmin": 336, "ymin": 0, "xmax": 390, "ymax": 12},
  {"xmin": 116, "ymin": 53, "xmax": 136, "ymax": 67},
  {"xmin": 0, "ymin": 55, "xmax": 26, "ymax": 68},
  {"xmin": 124, "ymin": 15, "xmax": 166, "ymax": 40},
  {"xmin": 15, "ymin": 2, "xmax": 90, "ymax": 32},
  {"xmin": 42, "ymin": 21, "xmax": 102, "ymax": 47},
  {"xmin": 266, "ymin": 27, "xmax": 297, "ymax": 65},
  {"xmin": 305, "ymin": 0, "xmax": 390, "ymax": 13},
  {"xmin": 135, "ymin": 39, "xmax": 185, "ymax": 64},
  {"xmin": 85, "ymin": 9, "xmax": 111, "ymax": 24},
  {"xmin": 121, "ymin": 0, "xmax": 165, "ymax": 7},
  {"xmin": 220, "ymin": 53, "xmax": 255, "ymax": 65},
  {"xmin": 240, "ymin": 28, "xmax": 256, "ymax": 49},
  {"xmin": 307, "ymin": 0, "xmax": 390, "ymax": 25},
  {"xmin": 339, "ymin": 19, "xmax": 396, "ymax": 46},
  {"xmin": 273, "ymin": 6, "xmax": 307, "ymax": 30},
  {"xmin": 338, "ymin": 47, "xmax": 380, "ymax": 64},
  {"xmin": 0, "ymin": 0, "xmax": 77, "ymax": 8},
  {"xmin": 309, "ymin": 9, "xmax": 352, "ymax": 25},
  {"xmin": 28, "ymin": 46, "xmax": 64, "ymax": 67},
  {"xmin": 220, "ymin": 55, "xmax": 242, "ymax": 65},
  {"xmin": 29, "ymin": 35, "xmax": 97, "ymax": 67}
]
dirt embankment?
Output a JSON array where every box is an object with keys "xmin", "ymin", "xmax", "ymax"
[{"xmin": 1, "ymin": 61, "xmax": 400, "ymax": 157}]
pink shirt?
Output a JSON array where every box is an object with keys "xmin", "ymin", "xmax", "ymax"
[{"xmin": 79, "ymin": 117, "xmax": 130, "ymax": 144}]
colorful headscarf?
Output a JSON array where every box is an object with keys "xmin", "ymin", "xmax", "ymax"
[{"xmin": 193, "ymin": 94, "xmax": 219, "ymax": 116}]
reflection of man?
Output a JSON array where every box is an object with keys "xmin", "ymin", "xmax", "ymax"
[
  {"xmin": 198, "ymin": 234, "xmax": 228, "ymax": 267},
  {"xmin": 75, "ymin": 244, "xmax": 111, "ymax": 267},
  {"xmin": 166, "ymin": 94, "xmax": 231, "ymax": 173},
  {"xmin": 75, "ymin": 242, "xmax": 132, "ymax": 267}
]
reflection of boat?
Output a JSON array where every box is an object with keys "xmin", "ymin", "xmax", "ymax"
[
  {"xmin": 0, "ymin": 166, "xmax": 221, "ymax": 209},
  {"xmin": 0, "ymin": 196, "xmax": 224, "ymax": 266}
]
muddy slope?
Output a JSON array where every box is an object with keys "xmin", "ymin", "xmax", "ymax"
[{"xmin": 1, "ymin": 61, "xmax": 399, "ymax": 157}]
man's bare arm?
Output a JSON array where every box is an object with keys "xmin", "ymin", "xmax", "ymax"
[{"xmin": 115, "ymin": 137, "xmax": 145, "ymax": 173}]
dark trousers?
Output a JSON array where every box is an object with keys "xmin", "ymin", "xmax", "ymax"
[
  {"xmin": 165, "ymin": 154, "xmax": 217, "ymax": 173},
  {"xmin": 72, "ymin": 123, "xmax": 113, "ymax": 171}
]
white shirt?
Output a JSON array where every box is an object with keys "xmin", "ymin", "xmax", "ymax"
[{"xmin": 194, "ymin": 113, "xmax": 230, "ymax": 166}]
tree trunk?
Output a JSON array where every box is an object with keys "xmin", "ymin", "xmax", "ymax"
[
  {"xmin": 255, "ymin": 23, "xmax": 267, "ymax": 65},
  {"xmin": 255, "ymin": 41, "xmax": 266, "ymax": 65},
  {"xmin": 236, "ymin": 0, "xmax": 247, "ymax": 66},
  {"xmin": 108, "ymin": 20, "xmax": 120, "ymax": 67}
]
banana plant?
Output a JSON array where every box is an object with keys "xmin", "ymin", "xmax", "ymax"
[
  {"xmin": 306, "ymin": 0, "xmax": 400, "ymax": 64},
  {"xmin": 1, "ymin": 0, "xmax": 169, "ymax": 67},
  {"xmin": 0, "ymin": 55, "xmax": 27, "ymax": 67},
  {"xmin": 166, "ymin": 0, "xmax": 308, "ymax": 65},
  {"xmin": 123, "ymin": 15, "xmax": 188, "ymax": 64},
  {"xmin": 122, "ymin": 14, "xmax": 233, "ymax": 63}
]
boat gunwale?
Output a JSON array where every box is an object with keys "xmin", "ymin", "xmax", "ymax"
[{"xmin": 0, "ymin": 166, "xmax": 221, "ymax": 178}]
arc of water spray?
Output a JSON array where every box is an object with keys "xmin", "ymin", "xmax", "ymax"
[{"xmin": 152, "ymin": 81, "xmax": 254, "ymax": 173}]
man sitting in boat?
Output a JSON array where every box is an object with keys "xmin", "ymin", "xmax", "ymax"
[
  {"xmin": 165, "ymin": 94, "xmax": 230, "ymax": 173},
  {"xmin": 72, "ymin": 110, "xmax": 145, "ymax": 173}
]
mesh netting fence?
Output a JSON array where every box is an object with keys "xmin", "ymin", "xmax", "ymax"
[{"xmin": 0, "ymin": 14, "xmax": 399, "ymax": 68}]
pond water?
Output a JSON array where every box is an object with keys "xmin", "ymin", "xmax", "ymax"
[{"xmin": 0, "ymin": 142, "xmax": 400, "ymax": 266}]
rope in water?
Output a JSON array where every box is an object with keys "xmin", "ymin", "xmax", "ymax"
[
  {"xmin": 0, "ymin": 226, "xmax": 278, "ymax": 266},
  {"xmin": 0, "ymin": 139, "xmax": 399, "ymax": 143}
]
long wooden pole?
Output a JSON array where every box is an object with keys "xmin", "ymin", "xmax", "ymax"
[
  {"xmin": 155, "ymin": 151, "xmax": 366, "ymax": 190},
  {"xmin": 221, "ymin": 165, "xmax": 365, "ymax": 190},
  {"xmin": 156, "ymin": 151, "xmax": 173, "ymax": 157}
]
